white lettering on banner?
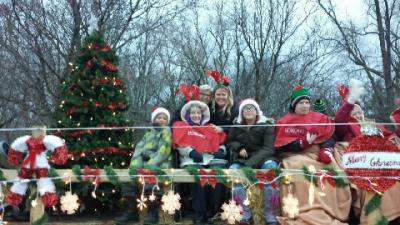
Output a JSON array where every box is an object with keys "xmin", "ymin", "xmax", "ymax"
[
  {"xmin": 187, "ymin": 130, "xmax": 206, "ymax": 139},
  {"xmin": 284, "ymin": 127, "xmax": 305, "ymax": 135},
  {"xmin": 343, "ymin": 152, "xmax": 400, "ymax": 169}
]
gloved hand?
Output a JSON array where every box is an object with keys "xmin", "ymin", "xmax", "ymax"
[
  {"xmin": 189, "ymin": 150, "xmax": 203, "ymax": 163},
  {"xmin": 213, "ymin": 148, "xmax": 225, "ymax": 159},
  {"xmin": 299, "ymin": 132, "xmax": 317, "ymax": 150},
  {"xmin": 318, "ymin": 147, "xmax": 334, "ymax": 164},
  {"xmin": 347, "ymin": 79, "xmax": 366, "ymax": 104}
]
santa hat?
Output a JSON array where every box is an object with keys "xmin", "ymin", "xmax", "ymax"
[
  {"xmin": 238, "ymin": 98, "xmax": 263, "ymax": 124},
  {"xmin": 151, "ymin": 107, "xmax": 170, "ymax": 124},
  {"xmin": 290, "ymin": 84, "xmax": 310, "ymax": 108}
]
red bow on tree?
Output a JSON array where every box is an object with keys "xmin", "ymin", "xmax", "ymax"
[
  {"xmin": 137, "ymin": 168, "xmax": 157, "ymax": 184},
  {"xmin": 198, "ymin": 169, "xmax": 217, "ymax": 188},
  {"xmin": 256, "ymin": 170, "xmax": 277, "ymax": 189},
  {"xmin": 83, "ymin": 166, "xmax": 101, "ymax": 187},
  {"xmin": 176, "ymin": 84, "xmax": 200, "ymax": 101}
]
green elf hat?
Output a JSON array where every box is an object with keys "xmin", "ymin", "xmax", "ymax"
[
  {"xmin": 290, "ymin": 84, "xmax": 311, "ymax": 107},
  {"xmin": 313, "ymin": 98, "xmax": 327, "ymax": 113}
]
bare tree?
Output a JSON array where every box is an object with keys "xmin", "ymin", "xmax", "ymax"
[{"xmin": 316, "ymin": 0, "xmax": 400, "ymax": 121}]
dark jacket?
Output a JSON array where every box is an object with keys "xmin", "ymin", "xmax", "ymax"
[
  {"xmin": 210, "ymin": 102, "xmax": 239, "ymax": 134},
  {"xmin": 227, "ymin": 116, "xmax": 277, "ymax": 168}
]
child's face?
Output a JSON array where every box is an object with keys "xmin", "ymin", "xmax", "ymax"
[
  {"xmin": 242, "ymin": 104, "xmax": 257, "ymax": 122},
  {"xmin": 154, "ymin": 113, "xmax": 169, "ymax": 126},
  {"xmin": 189, "ymin": 106, "xmax": 202, "ymax": 124}
]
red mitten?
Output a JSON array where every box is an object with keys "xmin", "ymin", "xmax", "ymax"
[
  {"xmin": 7, "ymin": 149, "xmax": 23, "ymax": 166},
  {"xmin": 49, "ymin": 145, "xmax": 68, "ymax": 165},
  {"xmin": 318, "ymin": 147, "xmax": 333, "ymax": 164}
]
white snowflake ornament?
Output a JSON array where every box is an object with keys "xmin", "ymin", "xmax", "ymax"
[
  {"xmin": 137, "ymin": 194, "xmax": 147, "ymax": 211},
  {"xmin": 60, "ymin": 191, "xmax": 79, "ymax": 215},
  {"xmin": 161, "ymin": 190, "xmax": 181, "ymax": 215},
  {"xmin": 282, "ymin": 193, "xmax": 299, "ymax": 219},
  {"xmin": 221, "ymin": 200, "xmax": 242, "ymax": 224}
]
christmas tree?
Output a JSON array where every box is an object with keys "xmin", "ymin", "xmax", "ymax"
[{"xmin": 54, "ymin": 32, "xmax": 133, "ymax": 169}]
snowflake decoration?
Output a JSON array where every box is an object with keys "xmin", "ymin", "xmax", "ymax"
[
  {"xmin": 60, "ymin": 191, "xmax": 79, "ymax": 215},
  {"xmin": 282, "ymin": 193, "xmax": 299, "ymax": 219},
  {"xmin": 161, "ymin": 190, "xmax": 181, "ymax": 215},
  {"xmin": 221, "ymin": 200, "xmax": 242, "ymax": 224},
  {"xmin": 137, "ymin": 194, "xmax": 147, "ymax": 211},
  {"xmin": 31, "ymin": 199, "xmax": 38, "ymax": 208},
  {"xmin": 149, "ymin": 193, "xmax": 156, "ymax": 201}
]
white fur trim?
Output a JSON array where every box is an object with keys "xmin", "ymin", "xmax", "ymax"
[
  {"xmin": 180, "ymin": 100, "xmax": 210, "ymax": 125},
  {"xmin": 10, "ymin": 135, "xmax": 30, "ymax": 153},
  {"xmin": 43, "ymin": 135, "xmax": 65, "ymax": 151},
  {"xmin": 347, "ymin": 79, "xmax": 366, "ymax": 104},
  {"xmin": 37, "ymin": 178, "xmax": 56, "ymax": 195},
  {"xmin": 151, "ymin": 107, "xmax": 170, "ymax": 124},
  {"xmin": 21, "ymin": 152, "xmax": 50, "ymax": 169},
  {"xmin": 10, "ymin": 179, "xmax": 29, "ymax": 195},
  {"xmin": 238, "ymin": 99, "xmax": 263, "ymax": 124}
]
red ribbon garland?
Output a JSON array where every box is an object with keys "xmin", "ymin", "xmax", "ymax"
[
  {"xmin": 68, "ymin": 147, "xmax": 132, "ymax": 158},
  {"xmin": 100, "ymin": 60, "xmax": 118, "ymax": 72},
  {"xmin": 256, "ymin": 170, "xmax": 277, "ymax": 189},
  {"xmin": 64, "ymin": 102, "xmax": 126, "ymax": 115},
  {"xmin": 83, "ymin": 166, "xmax": 101, "ymax": 186},
  {"xmin": 198, "ymin": 169, "xmax": 217, "ymax": 188},
  {"xmin": 137, "ymin": 168, "xmax": 157, "ymax": 184}
]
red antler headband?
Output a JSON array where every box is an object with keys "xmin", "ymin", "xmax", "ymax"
[
  {"xmin": 176, "ymin": 83, "xmax": 200, "ymax": 101},
  {"xmin": 205, "ymin": 69, "xmax": 230, "ymax": 86}
]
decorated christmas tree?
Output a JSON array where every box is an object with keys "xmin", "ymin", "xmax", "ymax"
[{"xmin": 54, "ymin": 32, "xmax": 133, "ymax": 169}]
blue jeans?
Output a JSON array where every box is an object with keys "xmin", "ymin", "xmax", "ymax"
[{"xmin": 230, "ymin": 160, "xmax": 280, "ymax": 223}]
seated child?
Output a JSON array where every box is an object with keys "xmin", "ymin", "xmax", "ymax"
[
  {"xmin": 172, "ymin": 100, "xmax": 227, "ymax": 225},
  {"xmin": 115, "ymin": 107, "xmax": 172, "ymax": 225}
]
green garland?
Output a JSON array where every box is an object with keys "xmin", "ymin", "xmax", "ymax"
[
  {"xmin": 210, "ymin": 166, "xmax": 228, "ymax": 186},
  {"xmin": 302, "ymin": 166, "xmax": 349, "ymax": 187},
  {"xmin": 241, "ymin": 167, "xmax": 257, "ymax": 184},
  {"xmin": 143, "ymin": 165, "xmax": 168, "ymax": 182},
  {"xmin": 364, "ymin": 194, "xmax": 381, "ymax": 215},
  {"xmin": 48, "ymin": 168, "xmax": 62, "ymax": 186},
  {"xmin": 31, "ymin": 213, "xmax": 48, "ymax": 225},
  {"xmin": 71, "ymin": 165, "xmax": 83, "ymax": 182},
  {"xmin": 103, "ymin": 165, "xmax": 119, "ymax": 186},
  {"xmin": 185, "ymin": 166, "xmax": 200, "ymax": 183},
  {"xmin": 377, "ymin": 216, "xmax": 389, "ymax": 225},
  {"xmin": 0, "ymin": 169, "xmax": 6, "ymax": 181}
]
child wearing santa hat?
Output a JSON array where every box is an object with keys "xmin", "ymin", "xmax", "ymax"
[{"xmin": 115, "ymin": 107, "xmax": 172, "ymax": 225}]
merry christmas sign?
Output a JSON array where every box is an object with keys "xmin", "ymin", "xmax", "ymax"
[{"xmin": 343, "ymin": 126, "xmax": 400, "ymax": 193}]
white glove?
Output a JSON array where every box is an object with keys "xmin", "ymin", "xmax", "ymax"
[
  {"xmin": 306, "ymin": 132, "xmax": 317, "ymax": 144},
  {"xmin": 347, "ymin": 79, "xmax": 366, "ymax": 104}
]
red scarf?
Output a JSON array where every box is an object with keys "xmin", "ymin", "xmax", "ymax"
[
  {"xmin": 172, "ymin": 121, "xmax": 226, "ymax": 153},
  {"xmin": 274, "ymin": 112, "xmax": 334, "ymax": 148}
]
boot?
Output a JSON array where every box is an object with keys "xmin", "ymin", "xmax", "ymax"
[
  {"xmin": 114, "ymin": 197, "xmax": 139, "ymax": 224},
  {"xmin": 143, "ymin": 201, "xmax": 159, "ymax": 224}
]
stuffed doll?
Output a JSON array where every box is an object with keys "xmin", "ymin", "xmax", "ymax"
[{"xmin": 6, "ymin": 126, "xmax": 68, "ymax": 207}]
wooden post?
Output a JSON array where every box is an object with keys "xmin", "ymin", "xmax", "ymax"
[{"xmin": 30, "ymin": 188, "xmax": 45, "ymax": 225}]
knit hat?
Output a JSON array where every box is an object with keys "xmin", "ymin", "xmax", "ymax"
[
  {"xmin": 290, "ymin": 84, "xmax": 311, "ymax": 108},
  {"xmin": 313, "ymin": 98, "xmax": 327, "ymax": 113},
  {"xmin": 238, "ymin": 98, "xmax": 263, "ymax": 124},
  {"xmin": 151, "ymin": 107, "xmax": 170, "ymax": 124}
]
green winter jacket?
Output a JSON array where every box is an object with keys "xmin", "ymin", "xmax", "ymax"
[{"xmin": 130, "ymin": 127, "xmax": 172, "ymax": 169}]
